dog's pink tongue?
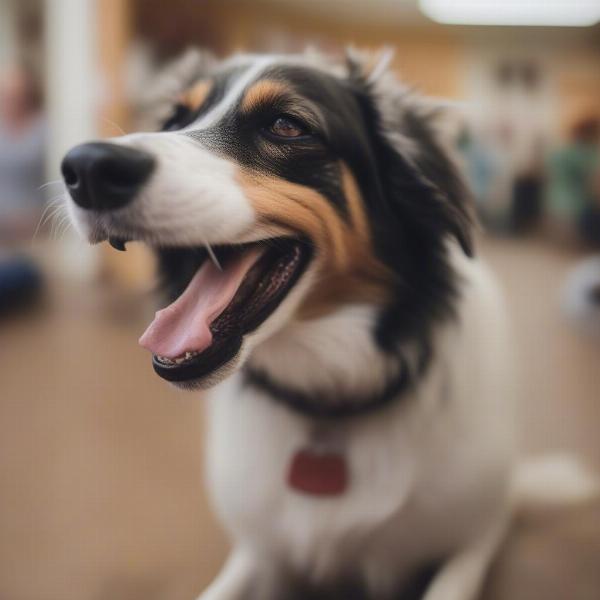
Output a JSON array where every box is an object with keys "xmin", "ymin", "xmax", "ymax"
[{"xmin": 139, "ymin": 248, "xmax": 261, "ymax": 359}]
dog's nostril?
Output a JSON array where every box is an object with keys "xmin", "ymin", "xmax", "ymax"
[{"xmin": 61, "ymin": 163, "xmax": 79, "ymax": 188}]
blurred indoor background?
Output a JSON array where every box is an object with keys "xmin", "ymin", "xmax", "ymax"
[{"xmin": 1, "ymin": 1, "xmax": 599, "ymax": 599}]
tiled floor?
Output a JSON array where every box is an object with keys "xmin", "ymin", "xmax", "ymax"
[{"xmin": 1, "ymin": 235, "xmax": 599, "ymax": 600}]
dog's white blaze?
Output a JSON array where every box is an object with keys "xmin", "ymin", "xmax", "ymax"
[{"xmin": 182, "ymin": 57, "xmax": 276, "ymax": 132}]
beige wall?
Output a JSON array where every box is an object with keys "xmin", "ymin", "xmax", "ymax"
[
  {"xmin": 557, "ymin": 45, "xmax": 600, "ymax": 134},
  {"xmin": 132, "ymin": 0, "xmax": 599, "ymax": 119},
  {"xmin": 148, "ymin": 0, "xmax": 466, "ymax": 98}
]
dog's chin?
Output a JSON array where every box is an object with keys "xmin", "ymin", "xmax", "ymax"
[
  {"xmin": 159, "ymin": 348, "xmax": 245, "ymax": 391},
  {"xmin": 142, "ymin": 237, "xmax": 313, "ymax": 389}
]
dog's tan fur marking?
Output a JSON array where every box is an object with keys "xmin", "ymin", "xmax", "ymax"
[
  {"xmin": 342, "ymin": 164, "xmax": 370, "ymax": 242},
  {"xmin": 240, "ymin": 172, "xmax": 348, "ymax": 266},
  {"xmin": 181, "ymin": 80, "xmax": 213, "ymax": 110},
  {"xmin": 241, "ymin": 80, "xmax": 322, "ymax": 132},
  {"xmin": 241, "ymin": 80, "xmax": 290, "ymax": 114},
  {"xmin": 238, "ymin": 166, "xmax": 392, "ymax": 318}
]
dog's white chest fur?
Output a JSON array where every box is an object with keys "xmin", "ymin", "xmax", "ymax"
[{"xmin": 203, "ymin": 255, "xmax": 515, "ymax": 595}]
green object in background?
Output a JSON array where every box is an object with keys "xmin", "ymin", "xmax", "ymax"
[{"xmin": 546, "ymin": 142, "xmax": 599, "ymax": 222}]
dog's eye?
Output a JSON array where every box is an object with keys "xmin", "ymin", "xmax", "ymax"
[
  {"xmin": 162, "ymin": 103, "xmax": 192, "ymax": 131},
  {"xmin": 268, "ymin": 116, "xmax": 308, "ymax": 139}
]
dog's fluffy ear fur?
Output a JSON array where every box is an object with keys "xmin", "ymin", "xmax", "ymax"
[
  {"xmin": 140, "ymin": 48, "xmax": 218, "ymax": 130},
  {"xmin": 161, "ymin": 48, "xmax": 217, "ymax": 91},
  {"xmin": 346, "ymin": 48, "xmax": 474, "ymax": 258},
  {"xmin": 345, "ymin": 46, "xmax": 395, "ymax": 84}
]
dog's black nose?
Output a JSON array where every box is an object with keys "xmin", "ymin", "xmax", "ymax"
[{"xmin": 61, "ymin": 142, "xmax": 154, "ymax": 211}]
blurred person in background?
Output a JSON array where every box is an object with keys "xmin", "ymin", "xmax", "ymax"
[
  {"xmin": 468, "ymin": 60, "xmax": 547, "ymax": 236},
  {"xmin": 0, "ymin": 63, "xmax": 45, "ymax": 314},
  {"xmin": 458, "ymin": 123, "xmax": 523, "ymax": 234},
  {"xmin": 546, "ymin": 116, "xmax": 600, "ymax": 246},
  {"xmin": 0, "ymin": 63, "xmax": 46, "ymax": 242},
  {"xmin": 504, "ymin": 62, "xmax": 546, "ymax": 234}
]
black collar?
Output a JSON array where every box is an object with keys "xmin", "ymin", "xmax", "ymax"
[{"xmin": 244, "ymin": 358, "xmax": 414, "ymax": 420}]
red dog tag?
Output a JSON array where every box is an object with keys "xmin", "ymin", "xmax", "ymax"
[{"xmin": 288, "ymin": 449, "xmax": 348, "ymax": 496}]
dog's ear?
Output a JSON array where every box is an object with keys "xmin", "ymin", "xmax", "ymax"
[
  {"xmin": 347, "ymin": 50, "xmax": 474, "ymax": 258},
  {"xmin": 383, "ymin": 110, "xmax": 475, "ymax": 258},
  {"xmin": 345, "ymin": 46, "xmax": 395, "ymax": 85},
  {"xmin": 138, "ymin": 48, "xmax": 218, "ymax": 131},
  {"xmin": 160, "ymin": 48, "xmax": 217, "ymax": 90}
]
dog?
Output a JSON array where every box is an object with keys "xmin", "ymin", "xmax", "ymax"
[{"xmin": 62, "ymin": 49, "xmax": 595, "ymax": 600}]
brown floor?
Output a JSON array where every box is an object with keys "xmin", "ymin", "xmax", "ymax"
[{"xmin": 1, "ymin": 235, "xmax": 599, "ymax": 600}]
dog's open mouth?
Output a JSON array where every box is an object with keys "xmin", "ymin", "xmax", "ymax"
[{"xmin": 134, "ymin": 238, "xmax": 311, "ymax": 384}]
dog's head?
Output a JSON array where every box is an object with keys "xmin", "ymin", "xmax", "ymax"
[{"xmin": 63, "ymin": 50, "xmax": 473, "ymax": 389}]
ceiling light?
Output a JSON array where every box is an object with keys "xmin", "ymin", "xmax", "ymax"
[{"xmin": 419, "ymin": 0, "xmax": 600, "ymax": 26}]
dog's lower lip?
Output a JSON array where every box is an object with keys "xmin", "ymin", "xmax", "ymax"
[{"xmin": 151, "ymin": 238, "xmax": 312, "ymax": 383}]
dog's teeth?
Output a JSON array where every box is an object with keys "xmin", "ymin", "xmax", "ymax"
[{"xmin": 156, "ymin": 350, "xmax": 199, "ymax": 366}]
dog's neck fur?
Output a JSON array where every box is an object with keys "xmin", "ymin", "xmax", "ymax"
[{"xmin": 246, "ymin": 304, "xmax": 426, "ymax": 413}]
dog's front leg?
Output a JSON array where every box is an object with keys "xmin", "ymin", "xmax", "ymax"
[
  {"xmin": 196, "ymin": 547, "xmax": 278, "ymax": 600},
  {"xmin": 421, "ymin": 510, "xmax": 509, "ymax": 600}
]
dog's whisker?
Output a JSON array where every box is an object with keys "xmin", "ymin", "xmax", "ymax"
[
  {"xmin": 31, "ymin": 205, "xmax": 56, "ymax": 243},
  {"xmin": 31, "ymin": 195, "xmax": 68, "ymax": 243},
  {"xmin": 204, "ymin": 240, "xmax": 223, "ymax": 272},
  {"xmin": 53, "ymin": 216, "xmax": 67, "ymax": 240},
  {"xmin": 37, "ymin": 179, "xmax": 65, "ymax": 192},
  {"xmin": 49, "ymin": 203, "xmax": 71, "ymax": 241},
  {"xmin": 56, "ymin": 216, "xmax": 74, "ymax": 240},
  {"xmin": 101, "ymin": 117, "xmax": 129, "ymax": 136}
]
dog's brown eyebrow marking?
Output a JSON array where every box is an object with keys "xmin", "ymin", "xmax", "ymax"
[
  {"xmin": 241, "ymin": 79, "xmax": 323, "ymax": 134},
  {"xmin": 180, "ymin": 79, "xmax": 213, "ymax": 110},
  {"xmin": 240, "ymin": 80, "xmax": 290, "ymax": 113}
]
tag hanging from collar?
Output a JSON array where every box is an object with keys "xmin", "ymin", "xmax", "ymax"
[{"xmin": 287, "ymin": 448, "xmax": 348, "ymax": 496}]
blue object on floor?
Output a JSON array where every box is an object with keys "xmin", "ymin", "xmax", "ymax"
[{"xmin": 0, "ymin": 255, "xmax": 43, "ymax": 315}]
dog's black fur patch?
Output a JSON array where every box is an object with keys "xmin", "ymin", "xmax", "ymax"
[{"xmin": 351, "ymin": 83, "xmax": 472, "ymax": 352}]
